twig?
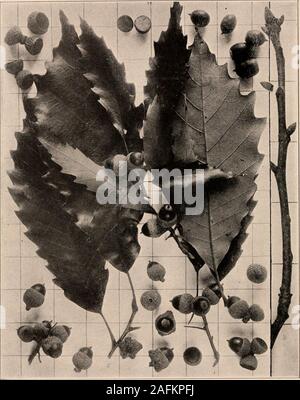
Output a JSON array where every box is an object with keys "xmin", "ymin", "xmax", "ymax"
[
  {"xmin": 185, "ymin": 315, "xmax": 220, "ymax": 366},
  {"xmin": 263, "ymin": 8, "xmax": 295, "ymax": 348},
  {"xmin": 107, "ymin": 271, "xmax": 139, "ymax": 358}
]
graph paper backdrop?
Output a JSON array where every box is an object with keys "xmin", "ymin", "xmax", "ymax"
[{"xmin": 0, "ymin": 0, "xmax": 299, "ymax": 378}]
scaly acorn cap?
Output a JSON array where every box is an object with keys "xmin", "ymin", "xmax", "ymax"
[{"xmin": 5, "ymin": 26, "xmax": 25, "ymax": 45}]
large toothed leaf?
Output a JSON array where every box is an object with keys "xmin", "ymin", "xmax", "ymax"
[
  {"xmin": 79, "ymin": 18, "xmax": 143, "ymax": 151},
  {"xmin": 24, "ymin": 11, "xmax": 140, "ymax": 166},
  {"xmin": 9, "ymin": 130, "xmax": 143, "ymax": 313},
  {"xmin": 172, "ymin": 35, "xmax": 265, "ymax": 271},
  {"xmin": 9, "ymin": 133, "xmax": 108, "ymax": 313},
  {"xmin": 143, "ymin": 2, "xmax": 190, "ymax": 168}
]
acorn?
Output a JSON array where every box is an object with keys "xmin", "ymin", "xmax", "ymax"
[
  {"xmin": 251, "ymin": 337, "xmax": 268, "ymax": 355},
  {"xmin": 245, "ymin": 30, "xmax": 267, "ymax": 47},
  {"xmin": 27, "ymin": 11, "xmax": 49, "ymax": 35},
  {"xmin": 183, "ymin": 347, "xmax": 202, "ymax": 366},
  {"xmin": 119, "ymin": 336, "xmax": 143, "ymax": 359},
  {"xmin": 157, "ymin": 204, "xmax": 177, "ymax": 227},
  {"xmin": 230, "ymin": 43, "xmax": 254, "ymax": 63},
  {"xmin": 5, "ymin": 26, "xmax": 26, "ymax": 45},
  {"xmin": 17, "ymin": 325, "xmax": 35, "ymax": 342},
  {"xmin": 228, "ymin": 337, "xmax": 251, "ymax": 357},
  {"xmin": 235, "ymin": 59, "xmax": 259, "ymax": 79},
  {"xmin": 247, "ymin": 264, "xmax": 267, "ymax": 284},
  {"xmin": 117, "ymin": 15, "xmax": 134, "ymax": 33},
  {"xmin": 5, "ymin": 60, "xmax": 23, "ymax": 75},
  {"xmin": 147, "ymin": 261, "xmax": 166, "ymax": 282},
  {"xmin": 171, "ymin": 293, "xmax": 194, "ymax": 314},
  {"xmin": 134, "ymin": 15, "xmax": 151, "ymax": 34},
  {"xmin": 23, "ymin": 286, "xmax": 44, "ymax": 310},
  {"xmin": 141, "ymin": 218, "xmax": 168, "ymax": 238},
  {"xmin": 42, "ymin": 336, "xmax": 63, "ymax": 358},
  {"xmin": 50, "ymin": 325, "xmax": 71, "ymax": 343},
  {"xmin": 32, "ymin": 322, "xmax": 49, "ymax": 340},
  {"xmin": 155, "ymin": 310, "xmax": 176, "ymax": 336},
  {"xmin": 228, "ymin": 300, "xmax": 249, "ymax": 319},
  {"xmin": 226, "ymin": 296, "xmax": 241, "ymax": 308},
  {"xmin": 127, "ymin": 152, "xmax": 144, "ymax": 169},
  {"xmin": 73, "ymin": 348, "xmax": 93, "ymax": 372},
  {"xmin": 220, "ymin": 14, "xmax": 237, "ymax": 34},
  {"xmin": 202, "ymin": 287, "xmax": 220, "ymax": 305},
  {"xmin": 192, "ymin": 296, "xmax": 211, "ymax": 316},
  {"xmin": 140, "ymin": 290, "xmax": 161, "ymax": 311},
  {"xmin": 240, "ymin": 354, "xmax": 258, "ymax": 371},
  {"xmin": 190, "ymin": 10, "xmax": 210, "ymax": 28},
  {"xmin": 249, "ymin": 304, "xmax": 265, "ymax": 321}
]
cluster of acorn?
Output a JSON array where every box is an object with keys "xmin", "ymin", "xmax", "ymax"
[
  {"xmin": 227, "ymin": 296, "xmax": 264, "ymax": 322},
  {"xmin": 230, "ymin": 30, "xmax": 267, "ymax": 79},
  {"xmin": 5, "ymin": 11, "xmax": 49, "ymax": 91},
  {"xmin": 17, "ymin": 320, "xmax": 71, "ymax": 360},
  {"xmin": 228, "ymin": 336, "xmax": 268, "ymax": 371}
]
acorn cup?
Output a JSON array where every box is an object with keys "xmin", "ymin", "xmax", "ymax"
[
  {"xmin": 155, "ymin": 310, "xmax": 176, "ymax": 336},
  {"xmin": 4, "ymin": 26, "xmax": 43, "ymax": 55},
  {"xmin": 5, "ymin": 59, "xmax": 24, "ymax": 76},
  {"xmin": 72, "ymin": 347, "xmax": 93, "ymax": 372}
]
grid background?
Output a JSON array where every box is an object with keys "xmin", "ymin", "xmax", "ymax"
[{"xmin": 0, "ymin": 0, "xmax": 299, "ymax": 378}]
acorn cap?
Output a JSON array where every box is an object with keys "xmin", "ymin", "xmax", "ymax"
[
  {"xmin": 16, "ymin": 70, "xmax": 33, "ymax": 90},
  {"xmin": 202, "ymin": 287, "xmax": 220, "ymax": 305},
  {"xmin": 228, "ymin": 300, "xmax": 249, "ymax": 319},
  {"xmin": 25, "ymin": 37, "xmax": 43, "ymax": 55},
  {"xmin": 240, "ymin": 354, "xmax": 258, "ymax": 371},
  {"xmin": 5, "ymin": 60, "xmax": 24, "ymax": 75},
  {"xmin": 183, "ymin": 346, "xmax": 202, "ymax": 366},
  {"xmin": 134, "ymin": 15, "xmax": 151, "ymax": 34},
  {"xmin": 5, "ymin": 26, "xmax": 24, "ymax": 45},
  {"xmin": 249, "ymin": 304, "xmax": 265, "ymax": 321},
  {"xmin": 117, "ymin": 15, "xmax": 134, "ymax": 33},
  {"xmin": 251, "ymin": 337, "xmax": 268, "ymax": 355},
  {"xmin": 27, "ymin": 11, "xmax": 49, "ymax": 35}
]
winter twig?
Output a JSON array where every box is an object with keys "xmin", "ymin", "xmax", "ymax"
[
  {"xmin": 263, "ymin": 7, "xmax": 295, "ymax": 348},
  {"xmin": 107, "ymin": 271, "xmax": 139, "ymax": 358}
]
